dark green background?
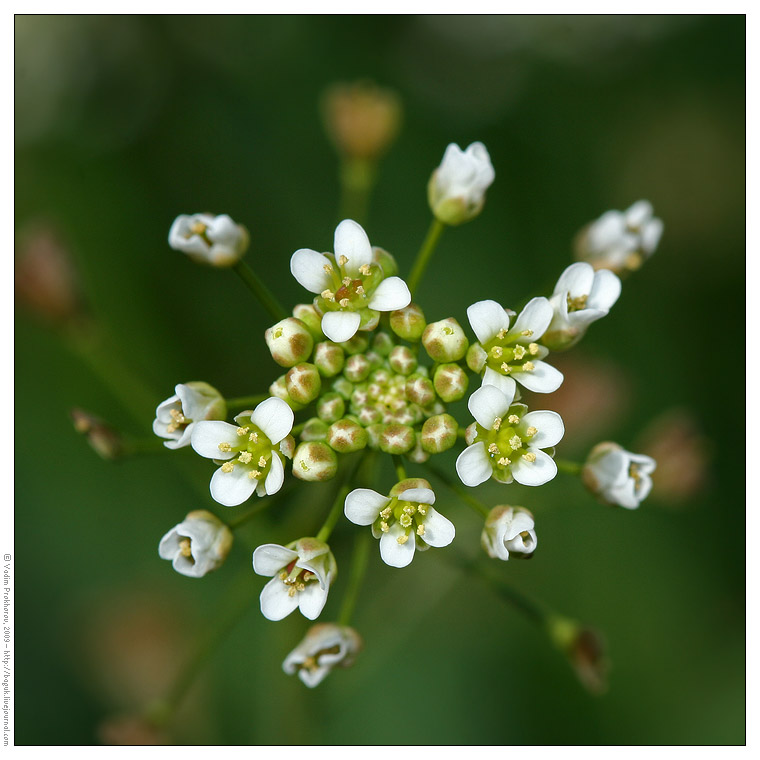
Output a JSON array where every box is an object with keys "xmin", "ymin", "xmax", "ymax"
[{"xmin": 15, "ymin": 15, "xmax": 745, "ymax": 745}]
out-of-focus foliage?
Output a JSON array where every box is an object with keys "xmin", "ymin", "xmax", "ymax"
[{"xmin": 15, "ymin": 15, "xmax": 744, "ymax": 745}]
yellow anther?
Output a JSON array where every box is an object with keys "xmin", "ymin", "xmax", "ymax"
[
  {"xmin": 359, "ymin": 264, "xmax": 371, "ymax": 276},
  {"xmin": 509, "ymin": 435, "xmax": 522, "ymax": 450},
  {"xmin": 380, "ymin": 521, "xmax": 389, "ymax": 533},
  {"xmin": 169, "ymin": 408, "xmax": 185, "ymax": 422},
  {"xmin": 397, "ymin": 533, "xmax": 410, "ymax": 545},
  {"xmin": 417, "ymin": 505, "xmax": 427, "ymax": 516},
  {"xmin": 249, "ymin": 432, "xmax": 259, "ymax": 442},
  {"xmin": 323, "ymin": 263, "xmax": 334, "ymax": 274},
  {"xmin": 380, "ymin": 507, "xmax": 392, "ymax": 519},
  {"xmin": 238, "ymin": 451, "xmax": 252, "ymax": 463},
  {"xmin": 416, "ymin": 524, "xmax": 425, "ymax": 536},
  {"xmin": 179, "ymin": 538, "xmax": 193, "ymax": 557},
  {"xmin": 296, "ymin": 582, "xmax": 306, "ymax": 592},
  {"xmin": 491, "ymin": 346, "xmax": 503, "ymax": 358},
  {"xmin": 508, "ymin": 414, "xmax": 520, "ymax": 424},
  {"xmin": 258, "ymin": 455, "xmax": 267, "ymax": 468},
  {"xmin": 342, "ymin": 277, "xmax": 352, "ymax": 287},
  {"xmin": 190, "ymin": 221, "xmax": 206, "ymax": 235},
  {"xmin": 403, "ymin": 505, "xmax": 416, "ymax": 515},
  {"xmin": 400, "ymin": 514, "xmax": 412, "ymax": 528},
  {"xmin": 525, "ymin": 426, "xmax": 538, "ymax": 437},
  {"xmin": 288, "ymin": 587, "xmax": 297, "ymax": 597},
  {"xmin": 529, "ymin": 342, "xmax": 539, "ymax": 355},
  {"xmin": 356, "ymin": 285, "xmax": 365, "ymax": 296},
  {"xmin": 302, "ymin": 571, "xmax": 313, "ymax": 581},
  {"xmin": 522, "ymin": 452, "xmax": 537, "ymax": 462},
  {"xmin": 249, "ymin": 469, "xmax": 262, "ymax": 479},
  {"xmin": 339, "ymin": 298, "xmax": 350, "ymax": 308},
  {"xmin": 497, "ymin": 329, "xmax": 507, "ymax": 340},
  {"xmin": 321, "ymin": 289, "xmax": 335, "ymax": 301},
  {"xmin": 279, "ymin": 571, "xmax": 288, "ymax": 580},
  {"xmin": 488, "ymin": 443, "xmax": 500, "ymax": 455},
  {"xmin": 522, "ymin": 361, "xmax": 535, "ymax": 372},
  {"xmin": 567, "ymin": 294, "xmax": 588, "ymax": 311},
  {"xmin": 338, "ymin": 255, "xmax": 348, "ymax": 267},
  {"xmin": 513, "ymin": 345, "xmax": 526, "ymax": 360},
  {"xmin": 493, "ymin": 416, "xmax": 502, "ymax": 431},
  {"xmin": 521, "ymin": 329, "xmax": 533, "ymax": 337},
  {"xmin": 500, "ymin": 362, "xmax": 512, "ymax": 374},
  {"xmin": 498, "ymin": 457, "xmax": 511, "ymax": 466},
  {"xmin": 237, "ymin": 426, "xmax": 249, "ymax": 436},
  {"xmin": 221, "ymin": 462, "xmax": 235, "ymax": 473}
]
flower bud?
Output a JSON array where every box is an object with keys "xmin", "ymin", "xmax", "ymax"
[
  {"xmin": 292, "ymin": 442, "xmax": 338, "ymax": 482},
  {"xmin": 405, "ymin": 374, "xmax": 436, "ymax": 408},
  {"xmin": 407, "ymin": 432, "xmax": 430, "ymax": 464},
  {"xmin": 286, "ymin": 363, "xmax": 322, "ymax": 405},
  {"xmin": 71, "ymin": 408, "xmax": 124, "ymax": 460},
  {"xmin": 379, "ymin": 424, "xmax": 415, "ymax": 454},
  {"xmin": 364, "ymin": 350, "xmax": 384, "ymax": 370},
  {"xmin": 168, "ymin": 213, "xmax": 249, "ymax": 267},
  {"xmin": 314, "ymin": 341, "xmax": 345, "ymax": 377},
  {"xmin": 390, "ymin": 303, "xmax": 426, "ymax": 341},
  {"xmin": 422, "ymin": 318, "xmax": 468, "ymax": 363},
  {"xmin": 301, "ymin": 417, "xmax": 330, "ymax": 442},
  {"xmin": 158, "ymin": 510, "xmax": 233, "ymax": 578},
  {"xmin": 344, "ymin": 354, "xmax": 372, "ymax": 383},
  {"xmin": 548, "ymin": 616, "xmax": 609, "ymax": 695},
  {"xmin": 420, "ymin": 414, "xmax": 458, "ymax": 454},
  {"xmin": 357, "ymin": 406, "xmax": 382, "ymax": 427},
  {"xmin": 269, "ymin": 376, "xmax": 305, "ymax": 411},
  {"xmin": 341, "ymin": 333, "xmax": 369, "ymax": 355},
  {"xmin": 582, "ymin": 442, "xmax": 656, "ymax": 509},
  {"xmin": 365, "ymin": 423, "xmax": 385, "ymax": 449},
  {"xmin": 372, "ymin": 331, "xmax": 395, "ymax": 357},
  {"xmin": 283, "ymin": 622, "xmax": 363, "ymax": 688},
  {"xmin": 389, "ymin": 477, "xmax": 432, "ymax": 497},
  {"xmin": 292, "ymin": 303, "xmax": 324, "ymax": 340},
  {"xmin": 327, "ymin": 419, "xmax": 368, "ymax": 453},
  {"xmin": 332, "ymin": 377, "xmax": 354, "ymax": 400},
  {"xmin": 316, "ymin": 392, "xmax": 346, "ymax": 424},
  {"xmin": 265, "ymin": 317, "xmax": 314, "ymax": 368},
  {"xmin": 372, "ymin": 246, "xmax": 399, "ymax": 277},
  {"xmin": 466, "ymin": 342, "xmax": 487, "ymax": 373},
  {"xmin": 481, "ymin": 506, "xmax": 536, "ymax": 561},
  {"xmin": 389, "ymin": 345, "xmax": 417, "ymax": 376},
  {"xmin": 433, "ymin": 363, "xmax": 468, "ymax": 402},
  {"xmin": 427, "ymin": 142, "xmax": 495, "ymax": 226}
]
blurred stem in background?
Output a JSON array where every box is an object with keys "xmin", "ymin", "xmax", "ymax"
[
  {"xmin": 424, "ymin": 462, "xmax": 490, "ymax": 519},
  {"xmin": 338, "ymin": 531, "xmax": 371, "ymax": 627},
  {"xmin": 407, "ymin": 218, "xmax": 446, "ymax": 296},
  {"xmin": 231, "ymin": 260, "xmax": 288, "ymax": 322},
  {"xmin": 339, "ymin": 158, "xmax": 376, "ymax": 225}
]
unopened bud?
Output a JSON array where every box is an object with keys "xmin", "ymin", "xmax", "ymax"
[
  {"xmin": 390, "ymin": 477, "xmax": 432, "ymax": 497},
  {"xmin": 292, "ymin": 303, "xmax": 324, "ymax": 340},
  {"xmin": 292, "ymin": 442, "xmax": 338, "ymax": 482},
  {"xmin": 365, "ymin": 423, "xmax": 385, "ymax": 450},
  {"xmin": 372, "ymin": 331, "xmax": 395, "ymax": 357},
  {"xmin": 340, "ymin": 333, "xmax": 370, "ymax": 355},
  {"xmin": 316, "ymin": 392, "xmax": 346, "ymax": 424},
  {"xmin": 466, "ymin": 342, "xmax": 488, "ymax": 373},
  {"xmin": 286, "ymin": 363, "xmax": 322, "ymax": 405},
  {"xmin": 314, "ymin": 341, "xmax": 345, "ymax": 377},
  {"xmin": 168, "ymin": 213, "xmax": 249, "ymax": 267},
  {"xmin": 548, "ymin": 616, "xmax": 609, "ymax": 695},
  {"xmin": 433, "ymin": 363, "xmax": 468, "ymax": 402},
  {"xmin": 389, "ymin": 345, "xmax": 417, "ymax": 376},
  {"xmin": 265, "ymin": 318, "xmax": 314, "ymax": 368},
  {"xmin": 269, "ymin": 376, "xmax": 305, "ymax": 411},
  {"xmin": 327, "ymin": 419, "xmax": 368, "ymax": 453},
  {"xmin": 71, "ymin": 408, "xmax": 123, "ymax": 460},
  {"xmin": 372, "ymin": 246, "xmax": 399, "ymax": 278},
  {"xmin": 364, "ymin": 350, "xmax": 384, "ymax": 370},
  {"xmin": 390, "ymin": 303, "xmax": 426, "ymax": 341},
  {"xmin": 407, "ymin": 432, "xmax": 430, "ymax": 464},
  {"xmin": 405, "ymin": 374, "xmax": 436, "ymax": 408},
  {"xmin": 301, "ymin": 417, "xmax": 330, "ymax": 442},
  {"xmin": 379, "ymin": 424, "xmax": 415, "ymax": 454},
  {"xmin": 422, "ymin": 318, "xmax": 468, "ymax": 363},
  {"xmin": 344, "ymin": 354, "xmax": 372, "ymax": 383},
  {"xmin": 332, "ymin": 377, "xmax": 354, "ymax": 400},
  {"xmin": 420, "ymin": 413, "xmax": 458, "ymax": 454}
]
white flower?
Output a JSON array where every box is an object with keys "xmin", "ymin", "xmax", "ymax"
[
  {"xmin": 428, "ymin": 142, "xmax": 495, "ymax": 225},
  {"xmin": 466, "ymin": 297, "xmax": 564, "ymax": 396},
  {"xmin": 456, "ymin": 384, "xmax": 564, "ymax": 488},
  {"xmin": 190, "ymin": 397, "xmax": 294, "ymax": 507},
  {"xmin": 481, "ymin": 506, "xmax": 537, "ymax": 561},
  {"xmin": 542, "ymin": 263, "xmax": 622, "ymax": 351},
  {"xmin": 153, "ymin": 382, "xmax": 227, "ymax": 450},
  {"xmin": 158, "ymin": 510, "xmax": 233, "ymax": 578},
  {"xmin": 344, "ymin": 479, "xmax": 455, "ymax": 568},
  {"xmin": 253, "ymin": 538, "xmax": 337, "ymax": 621},
  {"xmin": 575, "ymin": 200, "xmax": 663, "ymax": 274},
  {"xmin": 582, "ymin": 442, "xmax": 656, "ymax": 509},
  {"xmin": 168, "ymin": 213, "xmax": 249, "ymax": 267},
  {"xmin": 290, "ymin": 219, "xmax": 411, "ymax": 343},
  {"xmin": 282, "ymin": 623, "xmax": 363, "ymax": 688}
]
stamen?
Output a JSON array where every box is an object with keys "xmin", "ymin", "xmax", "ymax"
[
  {"xmin": 342, "ymin": 277, "xmax": 352, "ymax": 287},
  {"xmin": 488, "ymin": 443, "xmax": 500, "ymax": 455},
  {"xmin": 321, "ymin": 289, "xmax": 335, "ymax": 301},
  {"xmin": 500, "ymin": 362, "xmax": 512, "ymax": 374},
  {"xmin": 498, "ymin": 456, "xmax": 511, "ymax": 466},
  {"xmin": 522, "ymin": 361, "xmax": 535, "ymax": 372},
  {"xmin": 529, "ymin": 343, "xmax": 539, "ymax": 355},
  {"xmin": 417, "ymin": 504, "xmax": 427, "ymax": 516},
  {"xmin": 497, "ymin": 329, "xmax": 507, "ymax": 340},
  {"xmin": 359, "ymin": 264, "xmax": 371, "ymax": 276},
  {"xmin": 249, "ymin": 432, "xmax": 258, "ymax": 443},
  {"xmin": 403, "ymin": 505, "xmax": 416, "ymax": 515},
  {"xmin": 397, "ymin": 533, "xmax": 409, "ymax": 545},
  {"xmin": 236, "ymin": 426, "xmax": 249, "ymax": 436},
  {"xmin": 491, "ymin": 346, "xmax": 503, "ymax": 358},
  {"xmin": 493, "ymin": 416, "xmax": 502, "ymax": 431},
  {"xmin": 249, "ymin": 469, "xmax": 262, "ymax": 479},
  {"xmin": 258, "ymin": 455, "xmax": 267, "ymax": 468},
  {"xmin": 416, "ymin": 524, "xmax": 425, "ymax": 536},
  {"xmin": 221, "ymin": 462, "xmax": 235, "ymax": 473},
  {"xmin": 380, "ymin": 507, "xmax": 392, "ymax": 519},
  {"xmin": 323, "ymin": 263, "xmax": 333, "ymax": 275},
  {"xmin": 279, "ymin": 571, "xmax": 288, "ymax": 580},
  {"xmin": 356, "ymin": 285, "xmax": 365, "ymax": 296},
  {"xmin": 525, "ymin": 426, "xmax": 538, "ymax": 437},
  {"xmin": 179, "ymin": 538, "xmax": 193, "ymax": 558},
  {"xmin": 508, "ymin": 415, "xmax": 520, "ymax": 424},
  {"xmin": 513, "ymin": 345, "xmax": 526, "ymax": 360},
  {"xmin": 339, "ymin": 298, "xmax": 350, "ymax": 308},
  {"xmin": 288, "ymin": 587, "xmax": 297, "ymax": 597},
  {"xmin": 522, "ymin": 452, "xmax": 537, "ymax": 462},
  {"xmin": 338, "ymin": 255, "xmax": 348, "ymax": 267},
  {"xmin": 509, "ymin": 435, "xmax": 522, "ymax": 451},
  {"xmin": 238, "ymin": 451, "xmax": 252, "ymax": 463},
  {"xmin": 521, "ymin": 329, "xmax": 533, "ymax": 337},
  {"xmin": 380, "ymin": 521, "xmax": 389, "ymax": 533},
  {"xmin": 400, "ymin": 514, "xmax": 412, "ymax": 528},
  {"xmin": 190, "ymin": 221, "xmax": 206, "ymax": 235}
]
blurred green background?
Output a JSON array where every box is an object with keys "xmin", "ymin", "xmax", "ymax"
[{"xmin": 14, "ymin": 15, "xmax": 745, "ymax": 745}]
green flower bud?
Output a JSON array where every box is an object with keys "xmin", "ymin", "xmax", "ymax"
[
  {"xmin": 407, "ymin": 432, "xmax": 430, "ymax": 464},
  {"xmin": 364, "ymin": 350, "xmax": 384, "ymax": 370},
  {"xmin": 327, "ymin": 419, "xmax": 369, "ymax": 453},
  {"xmin": 388, "ymin": 345, "xmax": 418, "ymax": 376},
  {"xmin": 314, "ymin": 341, "xmax": 345, "ymax": 377},
  {"xmin": 390, "ymin": 477, "xmax": 432, "ymax": 497},
  {"xmin": 292, "ymin": 441, "xmax": 338, "ymax": 482},
  {"xmin": 365, "ymin": 423, "xmax": 385, "ymax": 450},
  {"xmin": 372, "ymin": 246, "xmax": 399, "ymax": 277},
  {"xmin": 466, "ymin": 342, "xmax": 488, "ymax": 373},
  {"xmin": 390, "ymin": 303, "xmax": 426, "ymax": 341},
  {"xmin": 357, "ymin": 405, "xmax": 383, "ymax": 426},
  {"xmin": 372, "ymin": 331, "xmax": 395, "ymax": 357},
  {"xmin": 316, "ymin": 392, "xmax": 346, "ymax": 424},
  {"xmin": 405, "ymin": 374, "xmax": 436, "ymax": 408},
  {"xmin": 421, "ymin": 414, "xmax": 459, "ymax": 453},
  {"xmin": 301, "ymin": 417, "xmax": 330, "ymax": 441},
  {"xmin": 332, "ymin": 377, "xmax": 354, "ymax": 400},
  {"xmin": 292, "ymin": 303, "xmax": 324, "ymax": 340},
  {"xmin": 344, "ymin": 354, "xmax": 372, "ymax": 383},
  {"xmin": 433, "ymin": 363, "xmax": 469, "ymax": 402},
  {"xmin": 422, "ymin": 318, "xmax": 468, "ymax": 363},
  {"xmin": 379, "ymin": 424, "xmax": 415, "ymax": 454},
  {"xmin": 341, "ymin": 333, "xmax": 369, "ymax": 355},
  {"xmin": 286, "ymin": 363, "xmax": 322, "ymax": 405},
  {"xmin": 269, "ymin": 375, "xmax": 305, "ymax": 411},
  {"xmin": 265, "ymin": 317, "xmax": 314, "ymax": 368}
]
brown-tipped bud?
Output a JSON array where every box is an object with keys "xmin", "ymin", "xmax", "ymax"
[
  {"xmin": 390, "ymin": 477, "xmax": 432, "ymax": 497},
  {"xmin": 422, "ymin": 318, "xmax": 468, "ymax": 363},
  {"xmin": 465, "ymin": 421, "xmax": 478, "ymax": 445},
  {"xmin": 372, "ymin": 331, "xmax": 395, "ymax": 357},
  {"xmin": 280, "ymin": 435, "xmax": 296, "ymax": 459},
  {"xmin": 379, "ymin": 424, "xmax": 415, "ymax": 454},
  {"xmin": 327, "ymin": 419, "xmax": 368, "ymax": 453},
  {"xmin": 365, "ymin": 423, "xmax": 385, "ymax": 450},
  {"xmin": 420, "ymin": 413, "xmax": 459, "ymax": 454},
  {"xmin": 548, "ymin": 616, "xmax": 609, "ymax": 695},
  {"xmin": 405, "ymin": 374, "xmax": 436, "ymax": 408},
  {"xmin": 466, "ymin": 342, "xmax": 488, "ymax": 373},
  {"xmin": 389, "ymin": 345, "xmax": 418, "ymax": 376},
  {"xmin": 314, "ymin": 341, "xmax": 345, "ymax": 377},
  {"xmin": 372, "ymin": 246, "xmax": 399, "ymax": 277},
  {"xmin": 390, "ymin": 303, "xmax": 426, "ymax": 341},
  {"xmin": 407, "ymin": 433, "xmax": 430, "ymax": 464},
  {"xmin": 341, "ymin": 333, "xmax": 369, "ymax": 355},
  {"xmin": 433, "ymin": 363, "xmax": 469, "ymax": 402},
  {"xmin": 316, "ymin": 392, "xmax": 346, "ymax": 424},
  {"xmin": 357, "ymin": 406, "xmax": 382, "ymax": 426},
  {"xmin": 265, "ymin": 318, "xmax": 314, "ymax": 368},
  {"xmin": 301, "ymin": 417, "xmax": 330, "ymax": 442},
  {"xmin": 332, "ymin": 377, "xmax": 354, "ymax": 400},
  {"xmin": 364, "ymin": 350, "xmax": 384, "ymax": 370},
  {"xmin": 292, "ymin": 303, "xmax": 324, "ymax": 340},
  {"xmin": 321, "ymin": 81, "xmax": 401, "ymax": 161},
  {"xmin": 292, "ymin": 441, "xmax": 338, "ymax": 482},
  {"xmin": 344, "ymin": 354, "xmax": 372, "ymax": 383},
  {"xmin": 286, "ymin": 363, "xmax": 322, "ymax": 405},
  {"xmin": 71, "ymin": 408, "xmax": 123, "ymax": 460},
  {"xmin": 269, "ymin": 376, "xmax": 305, "ymax": 411}
]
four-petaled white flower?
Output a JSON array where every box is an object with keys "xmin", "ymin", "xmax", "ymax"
[
  {"xmin": 253, "ymin": 538, "xmax": 337, "ymax": 621},
  {"xmin": 582, "ymin": 442, "xmax": 656, "ymax": 509},
  {"xmin": 290, "ymin": 219, "xmax": 411, "ymax": 343},
  {"xmin": 542, "ymin": 263, "xmax": 622, "ymax": 351},
  {"xmin": 344, "ymin": 480, "xmax": 455, "ymax": 568},
  {"xmin": 282, "ymin": 623, "xmax": 363, "ymax": 688},
  {"xmin": 158, "ymin": 510, "xmax": 233, "ymax": 578},
  {"xmin": 481, "ymin": 505, "xmax": 537, "ymax": 561},
  {"xmin": 428, "ymin": 142, "xmax": 495, "ymax": 226},
  {"xmin": 456, "ymin": 384, "xmax": 564, "ymax": 487},
  {"xmin": 168, "ymin": 213, "xmax": 249, "ymax": 267},
  {"xmin": 191, "ymin": 397, "xmax": 294, "ymax": 506},
  {"xmin": 466, "ymin": 297, "xmax": 564, "ymax": 396},
  {"xmin": 153, "ymin": 382, "xmax": 227, "ymax": 450},
  {"xmin": 575, "ymin": 200, "xmax": 663, "ymax": 274}
]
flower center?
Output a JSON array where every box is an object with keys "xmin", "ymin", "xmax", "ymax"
[
  {"xmin": 374, "ymin": 498, "xmax": 429, "ymax": 544},
  {"xmin": 473, "ymin": 407, "xmax": 539, "ymax": 477},
  {"xmin": 350, "ymin": 367, "xmax": 425, "ymax": 427},
  {"xmin": 279, "ymin": 560, "xmax": 318, "ymax": 597},
  {"xmin": 166, "ymin": 407, "xmax": 189, "ymax": 435},
  {"xmin": 178, "ymin": 537, "xmax": 193, "ymax": 558},
  {"xmin": 482, "ymin": 328, "xmax": 541, "ymax": 377},
  {"xmin": 315, "ymin": 256, "xmax": 384, "ymax": 313},
  {"xmin": 567, "ymin": 294, "xmax": 588, "ymax": 313},
  {"xmin": 217, "ymin": 419, "xmax": 275, "ymax": 482}
]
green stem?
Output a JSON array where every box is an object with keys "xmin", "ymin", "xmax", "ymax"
[
  {"xmin": 232, "ymin": 260, "xmax": 288, "ymax": 322},
  {"xmin": 556, "ymin": 459, "xmax": 583, "ymax": 476},
  {"xmin": 225, "ymin": 393, "xmax": 269, "ymax": 409},
  {"xmin": 407, "ymin": 218, "xmax": 446, "ymax": 297},
  {"xmin": 227, "ymin": 484, "xmax": 292, "ymax": 531},
  {"xmin": 424, "ymin": 462, "xmax": 490, "ymax": 519},
  {"xmin": 316, "ymin": 483, "xmax": 351, "ymax": 543},
  {"xmin": 338, "ymin": 532, "xmax": 371, "ymax": 626},
  {"xmin": 339, "ymin": 158, "xmax": 377, "ymax": 225},
  {"xmin": 392, "ymin": 454, "xmax": 407, "ymax": 482}
]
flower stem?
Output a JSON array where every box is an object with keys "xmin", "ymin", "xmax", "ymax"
[
  {"xmin": 392, "ymin": 454, "xmax": 407, "ymax": 482},
  {"xmin": 338, "ymin": 531, "xmax": 371, "ymax": 626},
  {"xmin": 225, "ymin": 393, "xmax": 269, "ymax": 409},
  {"xmin": 232, "ymin": 260, "xmax": 288, "ymax": 322},
  {"xmin": 339, "ymin": 158, "xmax": 377, "ymax": 225},
  {"xmin": 407, "ymin": 217, "xmax": 446, "ymax": 297},
  {"xmin": 424, "ymin": 462, "xmax": 490, "ymax": 519},
  {"xmin": 226, "ymin": 484, "xmax": 292, "ymax": 531},
  {"xmin": 315, "ymin": 453, "xmax": 365, "ymax": 542},
  {"xmin": 556, "ymin": 459, "xmax": 583, "ymax": 476}
]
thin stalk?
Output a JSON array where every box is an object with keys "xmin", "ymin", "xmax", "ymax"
[
  {"xmin": 424, "ymin": 462, "xmax": 490, "ymax": 519},
  {"xmin": 556, "ymin": 459, "xmax": 583, "ymax": 476},
  {"xmin": 338, "ymin": 531, "xmax": 371, "ymax": 627},
  {"xmin": 232, "ymin": 260, "xmax": 288, "ymax": 322},
  {"xmin": 315, "ymin": 453, "xmax": 365, "ymax": 542},
  {"xmin": 227, "ymin": 484, "xmax": 292, "ymax": 531},
  {"xmin": 392, "ymin": 454, "xmax": 407, "ymax": 482},
  {"xmin": 339, "ymin": 158, "xmax": 377, "ymax": 225},
  {"xmin": 225, "ymin": 394, "xmax": 269, "ymax": 409},
  {"xmin": 407, "ymin": 218, "xmax": 446, "ymax": 297}
]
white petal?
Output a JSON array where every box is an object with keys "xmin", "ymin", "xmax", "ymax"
[
  {"xmin": 298, "ymin": 583, "xmax": 329, "ymax": 620},
  {"xmin": 566, "ymin": 307, "xmax": 608, "ymax": 331},
  {"xmin": 481, "ymin": 367, "xmax": 517, "ymax": 398},
  {"xmin": 396, "ymin": 488, "xmax": 435, "ymax": 506},
  {"xmin": 322, "ymin": 311, "xmax": 361, "ymax": 343},
  {"xmin": 521, "ymin": 411, "xmax": 565, "ymax": 449},
  {"xmin": 259, "ymin": 577, "xmax": 300, "ymax": 621},
  {"xmin": 209, "ymin": 465, "xmax": 257, "ymax": 507},
  {"xmin": 468, "ymin": 384, "xmax": 512, "ymax": 429},
  {"xmin": 158, "ymin": 529, "xmax": 180, "ymax": 560},
  {"xmin": 512, "ymin": 360, "xmax": 564, "ymax": 393},
  {"xmin": 455, "ymin": 442, "xmax": 492, "ymax": 487},
  {"xmin": 367, "ymin": 276, "xmax": 411, "ymax": 311},
  {"xmin": 191, "ymin": 421, "xmax": 239, "ymax": 459},
  {"xmin": 466, "ymin": 300, "xmax": 511, "ymax": 344},
  {"xmin": 251, "ymin": 397, "xmax": 294, "ymax": 445},
  {"xmin": 344, "ymin": 489, "xmax": 389, "ymax": 525},
  {"xmin": 588, "ymin": 269, "xmax": 622, "ymax": 311},
  {"xmin": 379, "ymin": 523, "xmax": 416, "ymax": 568},
  {"xmin": 554, "ymin": 262, "xmax": 595, "ymax": 298},
  {"xmin": 252, "ymin": 543, "xmax": 298, "ymax": 576},
  {"xmin": 265, "ymin": 452, "xmax": 285, "ymax": 495},
  {"xmin": 290, "ymin": 249, "xmax": 333, "ymax": 294},
  {"xmin": 334, "ymin": 219, "xmax": 372, "ymax": 275},
  {"xmin": 505, "ymin": 510, "xmax": 536, "ymax": 541},
  {"xmin": 641, "ymin": 218, "xmax": 663, "ymax": 253},
  {"xmin": 625, "ymin": 200, "xmax": 653, "ymax": 228},
  {"xmin": 511, "ymin": 449, "xmax": 557, "ymax": 487},
  {"xmin": 421, "ymin": 507, "xmax": 455, "ymax": 548},
  {"xmin": 507, "ymin": 297, "xmax": 554, "ymax": 342}
]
